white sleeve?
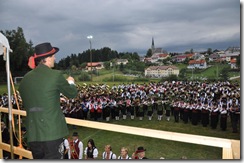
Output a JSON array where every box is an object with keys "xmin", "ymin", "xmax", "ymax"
[
  {"xmin": 84, "ymin": 147, "xmax": 88, "ymax": 156},
  {"xmin": 64, "ymin": 139, "xmax": 69, "ymax": 149},
  {"xmin": 102, "ymin": 152, "xmax": 105, "ymax": 159},
  {"xmin": 112, "ymin": 153, "xmax": 117, "ymax": 159},
  {"xmin": 79, "ymin": 142, "xmax": 83, "ymax": 159},
  {"xmin": 64, "ymin": 139, "xmax": 71, "ymax": 159},
  {"xmin": 67, "ymin": 80, "xmax": 75, "ymax": 85},
  {"xmin": 93, "ymin": 148, "xmax": 98, "ymax": 159}
]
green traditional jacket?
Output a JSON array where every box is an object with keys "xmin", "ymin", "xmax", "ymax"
[
  {"xmin": 147, "ymin": 103, "xmax": 153, "ymax": 112},
  {"xmin": 19, "ymin": 64, "xmax": 77, "ymax": 143},
  {"xmin": 164, "ymin": 102, "xmax": 171, "ymax": 110},
  {"xmin": 157, "ymin": 101, "xmax": 163, "ymax": 111}
]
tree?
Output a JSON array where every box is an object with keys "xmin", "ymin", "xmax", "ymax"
[
  {"xmin": 146, "ymin": 49, "xmax": 152, "ymax": 58},
  {"xmin": 0, "ymin": 27, "xmax": 34, "ymax": 73},
  {"xmin": 71, "ymin": 65, "xmax": 77, "ymax": 71},
  {"xmin": 236, "ymin": 55, "xmax": 240, "ymax": 69},
  {"xmin": 178, "ymin": 68, "xmax": 187, "ymax": 80},
  {"xmin": 219, "ymin": 67, "xmax": 230, "ymax": 81},
  {"xmin": 207, "ymin": 48, "xmax": 212, "ymax": 55},
  {"xmin": 80, "ymin": 62, "xmax": 87, "ymax": 69},
  {"xmin": 78, "ymin": 71, "xmax": 91, "ymax": 81},
  {"xmin": 103, "ymin": 61, "xmax": 111, "ymax": 70},
  {"xmin": 190, "ymin": 48, "xmax": 194, "ymax": 54},
  {"xmin": 119, "ymin": 63, "xmax": 124, "ymax": 71}
]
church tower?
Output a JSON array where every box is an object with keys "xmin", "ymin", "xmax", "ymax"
[{"xmin": 151, "ymin": 37, "xmax": 155, "ymax": 55}]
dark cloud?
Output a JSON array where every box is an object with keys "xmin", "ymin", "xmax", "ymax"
[{"xmin": 0, "ymin": 0, "xmax": 240, "ymax": 61}]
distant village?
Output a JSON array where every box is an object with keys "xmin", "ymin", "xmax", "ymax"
[{"xmin": 84, "ymin": 38, "xmax": 240, "ymax": 79}]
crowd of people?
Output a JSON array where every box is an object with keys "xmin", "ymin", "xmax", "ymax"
[
  {"xmin": 58, "ymin": 80, "xmax": 240, "ymax": 133},
  {"xmin": 0, "ymin": 80, "xmax": 241, "ymax": 133}
]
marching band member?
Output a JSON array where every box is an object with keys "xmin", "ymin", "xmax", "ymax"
[
  {"xmin": 220, "ymin": 104, "xmax": 228, "ymax": 131},
  {"xmin": 147, "ymin": 99, "xmax": 153, "ymax": 120},
  {"xmin": 210, "ymin": 101, "xmax": 219, "ymax": 129},
  {"xmin": 229, "ymin": 100, "xmax": 240, "ymax": 133},
  {"xmin": 70, "ymin": 132, "xmax": 83, "ymax": 159},
  {"xmin": 157, "ymin": 98, "xmax": 163, "ymax": 121}
]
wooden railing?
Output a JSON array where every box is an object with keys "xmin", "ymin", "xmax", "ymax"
[{"xmin": 0, "ymin": 107, "xmax": 240, "ymax": 159}]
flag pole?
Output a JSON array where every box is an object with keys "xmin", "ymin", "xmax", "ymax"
[{"xmin": 5, "ymin": 47, "xmax": 14, "ymax": 159}]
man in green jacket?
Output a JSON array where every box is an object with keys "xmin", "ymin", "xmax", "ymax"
[{"xmin": 19, "ymin": 42, "xmax": 78, "ymax": 159}]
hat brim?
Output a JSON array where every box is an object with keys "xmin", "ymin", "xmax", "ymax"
[
  {"xmin": 35, "ymin": 47, "xmax": 59, "ymax": 60},
  {"xmin": 136, "ymin": 149, "xmax": 146, "ymax": 154}
]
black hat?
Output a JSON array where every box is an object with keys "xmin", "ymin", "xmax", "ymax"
[
  {"xmin": 136, "ymin": 146, "xmax": 146, "ymax": 154},
  {"xmin": 28, "ymin": 42, "xmax": 59, "ymax": 69},
  {"xmin": 72, "ymin": 132, "xmax": 79, "ymax": 137},
  {"xmin": 34, "ymin": 42, "xmax": 59, "ymax": 58}
]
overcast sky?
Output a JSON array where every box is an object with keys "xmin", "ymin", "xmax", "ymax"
[{"xmin": 0, "ymin": 0, "xmax": 240, "ymax": 61}]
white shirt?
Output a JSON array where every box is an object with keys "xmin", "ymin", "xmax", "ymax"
[
  {"xmin": 64, "ymin": 139, "xmax": 71, "ymax": 159},
  {"xmin": 84, "ymin": 147, "xmax": 99, "ymax": 159},
  {"xmin": 74, "ymin": 139, "xmax": 83, "ymax": 159},
  {"xmin": 118, "ymin": 155, "xmax": 131, "ymax": 159},
  {"xmin": 102, "ymin": 151, "xmax": 117, "ymax": 159}
]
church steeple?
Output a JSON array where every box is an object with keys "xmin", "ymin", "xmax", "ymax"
[{"xmin": 151, "ymin": 37, "xmax": 155, "ymax": 55}]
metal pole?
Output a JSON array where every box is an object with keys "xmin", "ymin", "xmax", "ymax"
[
  {"xmin": 89, "ymin": 39, "xmax": 92, "ymax": 81},
  {"xmin": 113, "ymin": 63, "xmax": 114, "ymax": 82},
  {"xmin": 6, "ymin": 48, "xmax": 14, "ymax": 159},
  {"xmin": 217, "ymin": 63, "xmax": 218, "ymax": 80}
]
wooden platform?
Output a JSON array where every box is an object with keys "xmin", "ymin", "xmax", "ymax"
[
  {"xmin": 0, "ymin": 107, "xmax": 240, "ymax": 159},
  {"xmin": 231, "ymin": 140, "xmax": 240, "ymax": 159}
]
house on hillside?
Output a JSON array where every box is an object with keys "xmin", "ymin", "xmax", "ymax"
[
  {"xmin": 145, "ymin": 65, "xmax": 179, "ymax": 78},
  {"xmin": 174, "ymin": 55, "xmax": 187, "ymax": 63},
  {"xmin": 209, "ymin": 53, "xmax": 220, "ymax": 62},
  {"xmin": 187, "ymin": 59, "xmax": 207, "ymax": 69},
  {"xmin": 230, "ymin": 58, "xmax": 237, "ymax": 69},
  {"xmin": 116, "ymin": 59, "xmax": 128, "ymax": 65},
  {"xmin": 157, "ymin": 53, "xmax": 169, "ymax": 60},
  {"xmin": 172, "ymin": 53, "xmax": 195, "ymax": 63},
  {"xmin": 225, "ymin": 47, "xmax": 240, "ymax": 55},
  {"xmin": 86, "ymin": 62, "xmax": 104, "ymax": 71},
  {"xmin": 143, "ymin": 53, "xmax": 169, "ymax": 63},
  {"xmin": 219, "ymin": 53, "xmax": 240, "ymax": 62}
]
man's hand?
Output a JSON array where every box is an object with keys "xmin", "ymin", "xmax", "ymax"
[{"xmin": 66, "ymin": 76, "xmax": 75, "ymax": 85}]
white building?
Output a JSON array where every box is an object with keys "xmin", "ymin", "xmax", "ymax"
[{"xmin": 145, "ymin": 65, "xmax": 179, "ymax": 78}]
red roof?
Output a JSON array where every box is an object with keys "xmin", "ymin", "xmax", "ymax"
[
  {"xmin": 158, "ymin": 54, "xmax": 168, "ymax": 58},
  {"xmin": 230, "ymin": 59, "xmax": 236, "ymax": 63},
  {"xmin": 186, "ymin": 54, "xmax": 194, "ymax": 58},
  {"xmin": 176, "ymin": 55, "xmax": 187, "ymax": 59},
  {"xmin": 87, "ymin": 62, "xmax": 102, "ymax": 67}
]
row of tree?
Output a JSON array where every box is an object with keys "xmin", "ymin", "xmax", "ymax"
[
  {"xmin": 0, "ymin": 27, "xmax": 144, "ymax": 71},
  {"xmin": 56, "ymin": 48, "xmax": 141, "ymax": 70},
  {"xmin": 0, "ymin": 27, "xmax": 34, "ymax": 72}
]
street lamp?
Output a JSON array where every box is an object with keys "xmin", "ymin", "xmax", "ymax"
[{"xmin": 87, "ymin": 35, "xmax": 93, "ymax": 81}]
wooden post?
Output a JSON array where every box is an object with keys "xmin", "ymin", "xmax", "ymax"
[
  {"xmin": 0, "ymin": 112, "xmax": 2, "ymax": 158},
  {"xmin": 0, "ymin": 142, "xmax": 33, "ymax": 159},
  {"xmin": 222, "ymin": 147, "xmax": 233, "ymax": 159}
]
